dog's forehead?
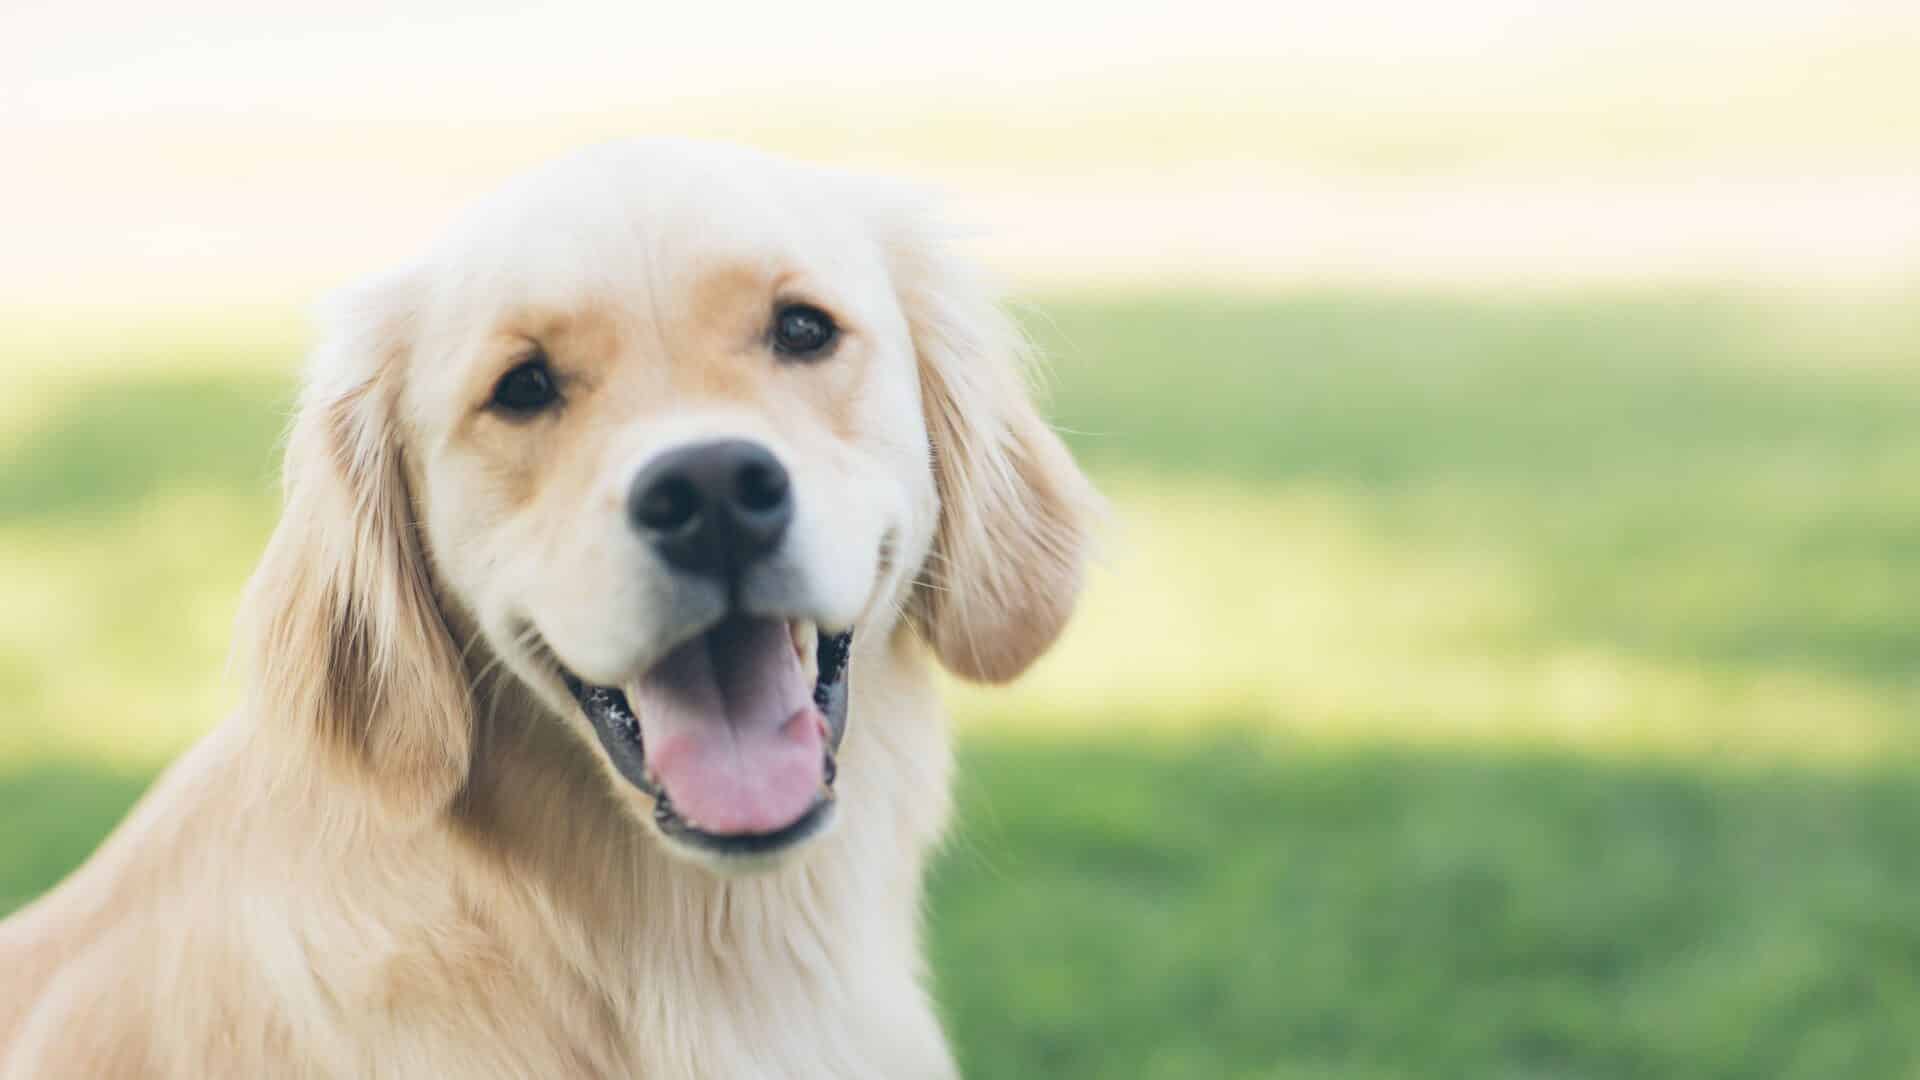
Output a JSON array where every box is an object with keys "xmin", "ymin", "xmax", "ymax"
[{"xmin": 425, "ymin": 141, "xmax": 891, "ymax": 314}]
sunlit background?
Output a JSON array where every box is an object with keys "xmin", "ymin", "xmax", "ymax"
[{"xmin": 5, "ymin": 2, "xmax": 1920, "ymax": 1075}]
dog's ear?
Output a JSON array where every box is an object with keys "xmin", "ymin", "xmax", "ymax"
[
  {"xmin": 237, "ymin": 274, "xmax": 470, "ymax": 823},
  {"xmin": 884, "ymin": 199, "xmax": 1103, "ymax": 683}
]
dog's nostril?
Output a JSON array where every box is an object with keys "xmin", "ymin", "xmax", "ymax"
[
  {"xmin": 634, "ymin": 474, "xmax": 701, "ymax": 533},
  {"xmin": 628, "ymin": 439, "xmax": 794, "ymax": 576},
  {"xmin": 735, "ymin": 462, "xmax": 788, "ymax": 514}
]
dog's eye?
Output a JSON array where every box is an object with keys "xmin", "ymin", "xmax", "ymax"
[
  {"xmin": 491, "ymin": 356, "xmax": 559, "ymax": 415},
  {"xmin": 771, "ymin": 304, "xmax": 837, "ymax": 358}
]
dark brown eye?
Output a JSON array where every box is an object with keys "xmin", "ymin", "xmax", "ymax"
[
  {"xmin": 771, "ymin": 304, "xmax": 837, "ymax": 358},
  {"xmin": 491, "ymin": 356, "xmax": 558, "ymax": 414}
]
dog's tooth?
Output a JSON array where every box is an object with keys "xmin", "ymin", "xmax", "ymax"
[{"xmin": 793, "ymin": 619, "xmax": 820, "ymax": 683}]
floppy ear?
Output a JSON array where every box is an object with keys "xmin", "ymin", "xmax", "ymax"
[
  {"xmin": 887, "ymin": 203, "xmax": 1103, "ymax": 683},
  {"xmin": 236, "ymin": 277, "xmax": 471, "ymax": 823}
]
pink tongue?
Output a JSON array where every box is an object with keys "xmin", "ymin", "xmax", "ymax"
[{"xmin": 630, "ymin": 618, "xmax": 825, "ymax": 836}]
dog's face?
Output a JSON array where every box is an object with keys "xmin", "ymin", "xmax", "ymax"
[
  {"xmin": 242, "ymin": 141, "xmax": 1098, "ymax": 869},
  {"xmin": 408, "ymin": 146, "xmax": 936, "ymax": 859}
]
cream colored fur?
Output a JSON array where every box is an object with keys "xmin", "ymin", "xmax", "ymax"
[{"xmin": 0, "ymin": 140, "xmax": 1098, "ymax": 1078}]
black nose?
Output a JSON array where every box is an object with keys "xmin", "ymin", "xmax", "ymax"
[{"xmin": 628, "ymin": 439, "xmax": 793, "ymax": 576}]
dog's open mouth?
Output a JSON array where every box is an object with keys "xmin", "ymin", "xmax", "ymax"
[{"xmin": 561, "ymin": 619, "xmax": 852, "ymax": 856}]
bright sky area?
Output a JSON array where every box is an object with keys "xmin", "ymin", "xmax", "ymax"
[{"xmin": 4, "ymin": 0, "xmax": 1917, "ymax": 309}]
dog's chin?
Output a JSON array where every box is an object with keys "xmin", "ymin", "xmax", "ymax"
[{"xmin": 556, "ymin": 616, "xmax": 853, "ymax": 871}]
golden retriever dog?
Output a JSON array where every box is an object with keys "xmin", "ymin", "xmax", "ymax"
[{"xmin": 0, "ymin": 139, "xmax": 1098, "ymax": 1077}]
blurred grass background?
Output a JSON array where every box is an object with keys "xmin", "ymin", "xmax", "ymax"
[{"xmin": 5, "ymin": 2, "xmax": 1920, "ymax": 1076}]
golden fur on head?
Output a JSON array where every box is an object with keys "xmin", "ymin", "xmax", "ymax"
[
  {"xmin": 0, "ymin": 139, "xmax": 1099, "ymax": 1077},
  {"xmin": 886, "ymin": 202, "xmax": 1103, "ymax": 683},
  {"xmin": 237, "ymin": 279, "xmax": 473, "ymax": 824}
]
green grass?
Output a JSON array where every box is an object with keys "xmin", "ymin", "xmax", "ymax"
[
  {"xmin": 936, "ymin": 732, "xmax": 1920, "ymax": 1079},
  {"xmin": 4, "ymin": 288, "xmax": 1920, "ymax": 1075}
]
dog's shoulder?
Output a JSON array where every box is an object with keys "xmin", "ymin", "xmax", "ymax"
[{"xmin": 0, "ymin": 919, "xmax": 158, "ymax": 1079}]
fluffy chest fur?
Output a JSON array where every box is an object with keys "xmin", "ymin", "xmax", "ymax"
[{"xmin": 3, "ymin": 646, "xmax": 957, "ymax": 1079}]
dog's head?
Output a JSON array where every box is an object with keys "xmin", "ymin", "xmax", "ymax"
[{"xmin": 238, "ymin": 140, "xmax": 1099, "ymax": 867}]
